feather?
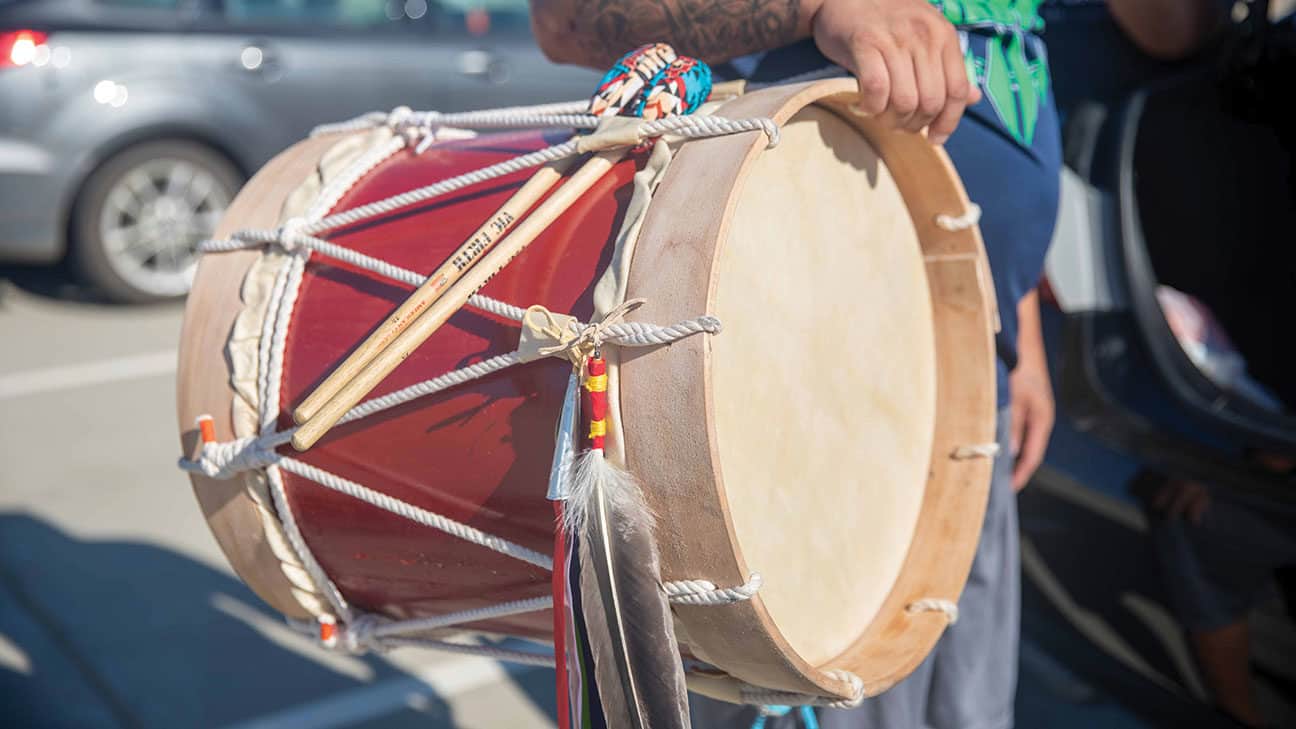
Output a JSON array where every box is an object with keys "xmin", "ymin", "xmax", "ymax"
[
  {"xmin": 558, "ymin": 48, "xmax": 714, "ymax": 720},
  {"xmin": 570, "ymin": 449, "xmax": 691, "ymax": 729}
]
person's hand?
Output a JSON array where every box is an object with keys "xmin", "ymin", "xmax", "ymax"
[
  {"xmin": 1009, "ymin": 364, "xmax": 1054, "ymax": 491},
  {"xmin": 809, "ymin": 0, "xmax": 981, "ymax": 144},
  {"xmin": 1152, "ymin": 478, "xmax": 1211, "ymax": 524}
]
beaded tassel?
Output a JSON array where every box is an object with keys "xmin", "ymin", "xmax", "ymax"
[
  {"xmin": 585, "ymin": 354, "xmax": 609, "ymax": 451},
  {"xmin": 551, "ymin": 45, "xmax": 707, "ymax": 729}
]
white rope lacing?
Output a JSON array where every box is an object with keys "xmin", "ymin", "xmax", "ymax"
[
  {"xmin": 906, "ymin": 598, "xmax": 960, "ymax": 624},
  {"xmin": 311, "ymin": 99, "xmax": 594, "ymax": 137},
  {"xmin": 282, "ymin": 570, "xmax": 772, "ymax": 658},
  {"xmin": 290, "ymin": 615, "xmax": 558, "ymax": 666},
  {"xmin": 201, "ymin": 227, "xmax": 722, "ymax": 346},
  {"xmin": 280, "ymin": 457, "xmax": 554, "ymax": 568},
  {"xmin": 182, "ymin": 234, "xmax": 735, "ymax": 664},
  {"xmin": 377, "ymin": 597, "xmax": 555, "ymax": 639},
  {"xmin": 280, "ymin": 578, "xmax": 765, "ymax": 664},
  {"xmin": 179, "ymin": 304, "xmax": 721, "ymax": 481},
  {"xmin": 378, "ymin": 637, "xmax": 556, "ymax": 667},
  {"xmin": 310, "ymin": 100, "xmax": 779, "ymax": 152},
  {"xmin": 935, "ymin": 203, "xmax": 982, "ymax": 231},
  {"xmin": 207, "ymin": 112, "xmax": 777, "ymax": 258},
  {"xmin": 951, "ymin": 442, "xmax": 1001, "ymax": 460},
  {"xmin": 181, "ymin": 95, "xmax": 779, "ymax": 685},
  {"xmin": 184, "ymin": 435, "xmax": 278, "ymax": 479},
  {"xmin": 662, "ymin": 573, "xmax": 762, "ymax": 606},
  {"xmin": 323, "ymin": 573, "xmax": 765, "ymax": 651},
  {"xmin": 257, "ymin": 251, "xmax": 356, "ymax": 624}
]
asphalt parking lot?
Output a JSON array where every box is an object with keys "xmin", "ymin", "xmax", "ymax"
[
  {"xmin": 0, "ymin": 266, "xmax": 559, "ymax": 729},
  {"xmin": 0, "ymin": 265, "xmax": 1195, "ymax": 729}
]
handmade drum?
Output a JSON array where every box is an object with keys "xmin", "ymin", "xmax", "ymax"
[{"xmin": 177, "ymin": 78, "xmax": 997, "ymax": 704}]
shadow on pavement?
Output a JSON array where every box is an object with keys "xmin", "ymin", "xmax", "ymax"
[
  {"xmin": 0, "ymin": 513, "xmax": 453, "ymax": 729},
  {"xmin": 0, "ymin": 263, "xmax": 110, "ymax": 306}
]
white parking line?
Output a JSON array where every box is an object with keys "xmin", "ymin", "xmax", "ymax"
[{"xmin": 0, "ymin": 350, "xmax": 175, "ymax": 400}]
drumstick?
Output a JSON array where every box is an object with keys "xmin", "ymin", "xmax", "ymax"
[
  {"xmin": 292, "ymin": 158, "xmax": 573, "ymax": 425},
  {"xmin": 295, "ymin": 52, "xmax": 731, "ymax": 426},
  {"xmin": 291, "ymin": 149, "xmax": 625, "ymax": 451}
]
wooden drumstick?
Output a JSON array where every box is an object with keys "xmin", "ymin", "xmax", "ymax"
[
  {"xmin": 292, "ymin": 158, "xmax": 573, "ymax": 425},
  {"xmin": 295, "ymin": 51, "xmax": 731, "ymax": 427},
  {"xmin": 291, "ymin": 149, "xmax": 625, "ymax": 451}
]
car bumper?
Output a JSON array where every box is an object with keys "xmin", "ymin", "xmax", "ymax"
[{"xmin": 0, "ymin": 137, "xmax": 71, "ymax": 263}]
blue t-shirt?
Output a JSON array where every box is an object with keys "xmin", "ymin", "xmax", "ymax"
[{"xmin": 723, "ymin": 28, "xmax": 1061, "ymax": 406}]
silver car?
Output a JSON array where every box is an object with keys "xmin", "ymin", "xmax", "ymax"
[{"xmin": 0, "ymin": 0, "xmax": 598, "ymax": 302}]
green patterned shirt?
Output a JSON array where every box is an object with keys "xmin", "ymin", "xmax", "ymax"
[{"xmin": 930, "ymin": 0, "xmax": 1051, "ymax": 146}]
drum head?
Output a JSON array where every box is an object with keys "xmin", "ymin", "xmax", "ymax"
[
  {"xmin": 622, "ymin": 78, "xmax": 996, "ymax": 698},
  {"xmin": 712, "ymin": 105, "xmax": 936, "ymax": 666}
]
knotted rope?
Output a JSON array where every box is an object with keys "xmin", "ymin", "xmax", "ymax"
[
  {"xmin": 662, "ymin": 573, "xmax": 763, "ymax": 606},
  {"xmin": 906, "ymin": 598, "xmax": 960, "ymax": 624},
  {"xmin": 532, "ymin": 297, "xmax": 648, "ymax": 365}
]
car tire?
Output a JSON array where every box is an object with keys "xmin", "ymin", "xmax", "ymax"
[{"xmin": 71, "ymin": 140, "xmax": 242, "ymax": 304}]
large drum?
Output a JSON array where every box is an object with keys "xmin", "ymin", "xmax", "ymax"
[{"xmin": 177, "ymin": 78, "xmax": 997, "ymax": 705}]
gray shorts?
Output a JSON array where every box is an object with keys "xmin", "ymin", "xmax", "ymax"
[{"xmin": 690, "ymin": 408, "xmax": 1017, "ymax": 729}]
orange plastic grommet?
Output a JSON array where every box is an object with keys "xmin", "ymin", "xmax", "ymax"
[
  {"xmin": 318, "ymin": 616, "xmax": 338, "ymax": 646},
  {"xmin": 196, "ymin": 415, "xmax": 216, "ymax": 444}
]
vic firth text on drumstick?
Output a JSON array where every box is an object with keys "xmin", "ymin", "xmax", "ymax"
[
  {"xmin": 290, "ymin": 149, "xmax": 625, "ymax": 452},
  {"xmin": 291, "ymin": 158, "xmax": 573, "ymax": 425}
]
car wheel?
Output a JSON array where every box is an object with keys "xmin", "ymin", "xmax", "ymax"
[{"xmin": 71, "ymin": 140, "xmax": 242, "ymax": 303}]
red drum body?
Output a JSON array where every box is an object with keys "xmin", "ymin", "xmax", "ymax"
[
  {"xmin": 179, "ymin": 79, "xmax": 999, "ymax": 703},
  {"xmin": 281, "ymin": 132, "xmax": 637, "ymax": 638}
]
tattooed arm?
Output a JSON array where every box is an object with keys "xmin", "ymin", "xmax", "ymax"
[
  {"xmin": 529, "ymin": 0, "xmax": 810, "ymax": 68},
  {"xmin": 530, "ymin": 0, "xmax": 980, "ymax": 144}
]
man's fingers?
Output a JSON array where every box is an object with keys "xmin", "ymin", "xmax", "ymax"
[
  {"xmin": 1011, "ymin": 451, "xmax": 1034, "ymax": 491},
  {"xmin": 1009, "ymin": 401, "xmax": 1025, "ymax": 457},
  {"xmin": 927, "ymin": 94, "xmax": 964, "ymax": 145},
  {"xmin": 849, "ymin": 45, "xmax": 891, "ymax": 116},
  {"xmin": 1009, "ymin": 403, "xmax": 1027, "ymax": 488},
  {"xmin": 929, "ymin": 40, "xmax": 972, "ymax": 143},
  {"xmin": 907, "ymin": 47, "xmax": 946, "ymax": 133},
  {"xmin": 1012, "ymin": 406, "xmax": 1051, "ymax": 491},
  {"xmin": 942, "ymin": 36, "xmax": 971, "ymax": 102},
  {"xmin": 880, "ymin": 43, "xmax": 918, "ymax": 124},
  {"xmin": 1012, "ymin": 445, "xmax": 1043, "ymax": 490}
]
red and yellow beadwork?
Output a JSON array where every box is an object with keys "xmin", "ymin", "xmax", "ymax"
[{"xmin": 583, "ymin": 354, "xmax": 609, "ymax": 451}]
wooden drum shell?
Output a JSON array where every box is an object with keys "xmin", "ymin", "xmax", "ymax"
[{"xmin": 177, "ymin": 78, "xmax": 997, "ymax": 702}]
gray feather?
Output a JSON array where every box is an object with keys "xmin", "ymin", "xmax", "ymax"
[{"xmin": 572, "ymin": 450, "xmax": 690, "ymax": 729}]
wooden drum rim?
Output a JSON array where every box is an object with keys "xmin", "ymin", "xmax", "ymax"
[{"xmin": 177, "ymin": 134, "xmax": 348, "ymax": 621}]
